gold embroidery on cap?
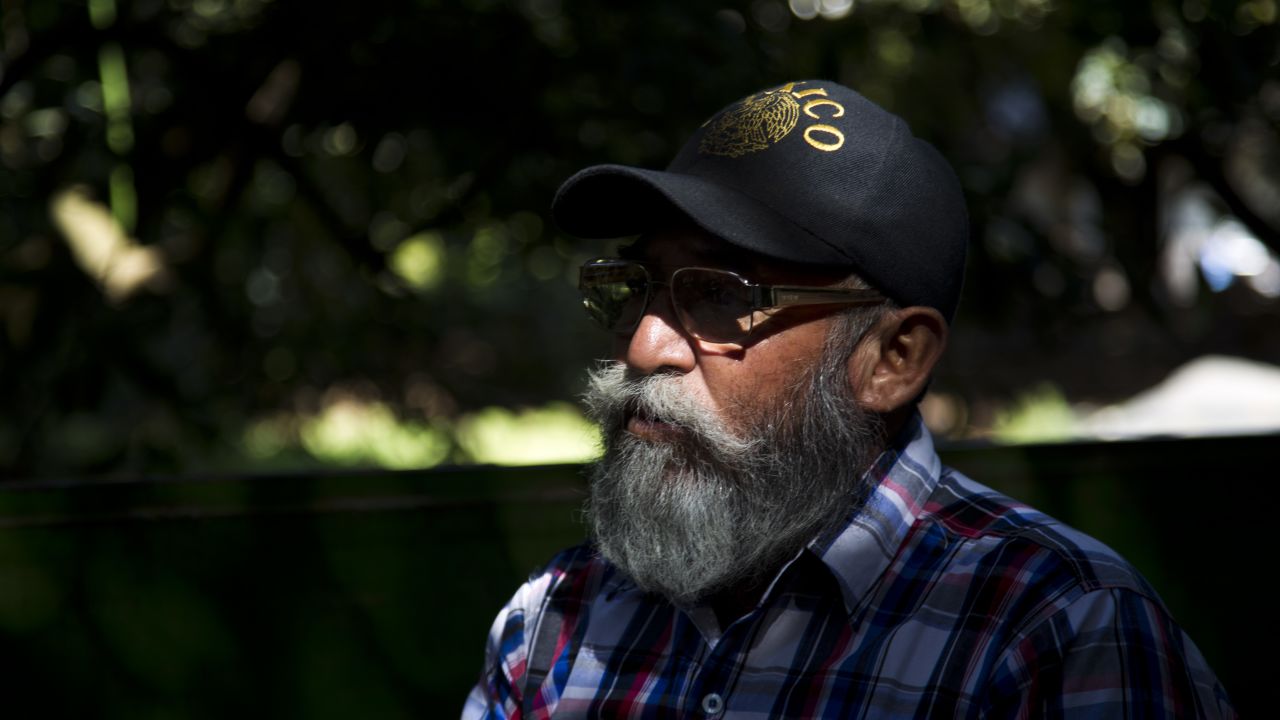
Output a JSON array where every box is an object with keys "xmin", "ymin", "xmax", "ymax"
[
  {"xmin": 700, "ymin": 90, "xmax": 800, "ymax": 158},
  {"xmin": 802, "ymin": 98, "xmax": 844, "ymax": 120},
  {"xmin": 699, "ymin": 81, "xmax": 847, "ymax": 157},
  {"xmin": 804, "ymin": 124, "xmax": 845, "ymax": 151}
]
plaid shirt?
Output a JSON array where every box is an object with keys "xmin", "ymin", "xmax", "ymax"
[{"xmin": 464, "ymin": 416, "xmax": 1234, "ymax": 718}]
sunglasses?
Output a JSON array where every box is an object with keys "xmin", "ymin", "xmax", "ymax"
[{"xmin": 578, "ymin": 258, "xmax": 885, "ymax": 345}]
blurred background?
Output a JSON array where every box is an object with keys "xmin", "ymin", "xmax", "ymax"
[
  {"xmin": 0, "ymin": 0, "xmax": 1276, "ymax": 715},
  {"xmin": 2, "ymin": 0, "xmax": 1278, "ymax": 477}
]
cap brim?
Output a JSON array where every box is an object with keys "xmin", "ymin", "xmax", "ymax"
[{"xmin": 551, "ymin": 164, "xmax": 852, "ymax": 267}]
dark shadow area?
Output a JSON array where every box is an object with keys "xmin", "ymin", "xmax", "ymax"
[
  {"xmin": 0, "ymin": 437, "xmax": 1265, "ymax": 715},
  {"xmin": 0, "ymin": 465, "xmax": 586, "ymax": 716}
]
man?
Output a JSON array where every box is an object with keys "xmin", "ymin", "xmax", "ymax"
[{"xmin": 464, "ymin": 80, "xmax": 1233, "ymax": 718}]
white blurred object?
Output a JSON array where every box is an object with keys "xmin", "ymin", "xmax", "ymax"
[
  {"xmin": 1083, "ymin": 355, "xmax": 1280, "ymax": 438},
  {"xmin": 50, "ymin": 185, "xmax": 168, "ymax": 303}
]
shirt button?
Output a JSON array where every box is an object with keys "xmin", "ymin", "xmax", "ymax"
[{"xmin": 701, "ymin": 692, "xmax": 724, "ymax": 715}]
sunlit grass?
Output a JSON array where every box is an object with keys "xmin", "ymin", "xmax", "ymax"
[
  {"xmin": 991, "ymin": 384, "xmax": 1078, "ymax": 443},
  {"xmin": 456, "ymin": 403, "xmax": 601, "ymax": 465},
  {"xmin": 242, "ymin": 398, "xmax": 600, "ymax": 470},
  {"xmin": 298, "ymin": 399, "xmax": 452, "ymax": 469}
]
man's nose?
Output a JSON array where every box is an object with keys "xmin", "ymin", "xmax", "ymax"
[{"xmin": 614, "ymin": 293, "xmax": 696, "ymax": 375}]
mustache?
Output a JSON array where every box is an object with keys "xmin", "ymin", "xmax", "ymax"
[
  {"xmin": 586, "ymin": 361, "xmax": 762, "ymax": 474},
  {"xmin": 582, "ymin": 362, "xmax": 761, "ymax": 459}
]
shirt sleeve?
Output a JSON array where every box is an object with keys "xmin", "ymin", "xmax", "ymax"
[{"xmin": 983, "ymin": 587, "xmax": 1236, "ymax": 719}]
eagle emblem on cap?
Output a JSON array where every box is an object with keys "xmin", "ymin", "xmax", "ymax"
[{"xmin": 699, "ymin": 88, "xmax": 800, "ymax": 158}]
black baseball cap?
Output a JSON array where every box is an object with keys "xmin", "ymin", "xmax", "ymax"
[{"xmin": 552, "ymin": 80, "xmax": 969, "ymax": 321}]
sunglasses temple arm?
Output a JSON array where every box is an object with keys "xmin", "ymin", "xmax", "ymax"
[{"xmin": 759, "ymin": 285, "xmax": 884, "ymax": 308}]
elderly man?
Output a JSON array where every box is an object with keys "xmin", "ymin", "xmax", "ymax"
[{"xmin": 464, "ymin": 81, "xmax": 1232, "ymax": 718}]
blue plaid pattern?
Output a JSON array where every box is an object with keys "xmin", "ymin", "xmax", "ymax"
[{"xmin": 465, "ymin": 416, "xmax": 1234, "ymax": 718}]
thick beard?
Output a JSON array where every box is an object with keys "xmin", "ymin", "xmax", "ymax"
[{"xmin": 582, "ymin": 347, "xmax": 885, "ymax": 606}]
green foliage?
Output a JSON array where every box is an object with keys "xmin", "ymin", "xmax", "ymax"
[{"xmin": 1, "ymin": 0, "xmax": 1278, "ymax": 476}]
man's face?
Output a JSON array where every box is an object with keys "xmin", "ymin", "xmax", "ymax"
[
  {"xmin": 583, "ymin": 228, "xmax": 885, "ymax": 605},
  {"xmin": 610, "ymin": 228, "xmax": 847, "ymax": 436}
]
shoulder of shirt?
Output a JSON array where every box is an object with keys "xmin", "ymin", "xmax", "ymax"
[
  {"xmin": 531, "ymin": 541, "xmax": 599, "ymax": 581},
  {"xmin": 921, "ymin": 466, "xmax": 1162, "ymax": 603},
  {"xmin": 506, "ymin": 542, "xmax": 610, "ymax": 613},
  {"xmin": 537, "ymin": 540, "xmax": 601, "ymax": 586}
]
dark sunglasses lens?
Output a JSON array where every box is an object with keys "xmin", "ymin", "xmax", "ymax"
[
  {"xmin": 580, "ymin": 263, "xmax": 649, "ymax": 332},
  {"xmin": 672, "ymin": 268, "xmax": 753, "ymax": 343}
]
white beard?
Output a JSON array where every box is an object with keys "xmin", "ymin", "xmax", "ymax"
[{"xmin": 582, "ymin": 354, "xmax": 884, "ymax": 605}]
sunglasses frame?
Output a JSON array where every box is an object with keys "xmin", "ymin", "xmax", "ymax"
[{"xmin": 579, "ymin": 257, "xmax": 886, "ymax": 345}]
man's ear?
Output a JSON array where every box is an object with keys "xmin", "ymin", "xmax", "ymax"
[{"xmin": 846, "ymin": 307, "xmax": 948, "ymax": 414}]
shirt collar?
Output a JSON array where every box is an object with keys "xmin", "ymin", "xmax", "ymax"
[{"xmin": 809, "ymin": 411, "xmax": 943, "ymax": 616}]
